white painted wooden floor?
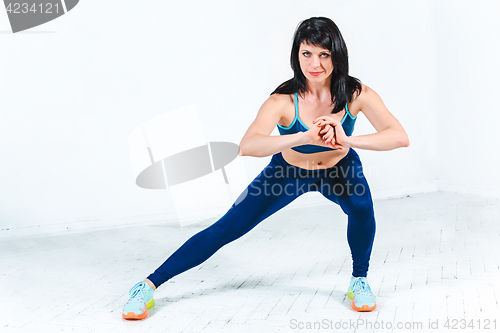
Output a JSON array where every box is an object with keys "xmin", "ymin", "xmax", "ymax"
[{"xmin": 1, "ymin": 191, "xmax": 499, "ymax": 333}]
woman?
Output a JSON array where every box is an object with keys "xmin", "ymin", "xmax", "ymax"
[{"xmin": 122, "ymin": 17, "xmax": 409, "ymax": 319}]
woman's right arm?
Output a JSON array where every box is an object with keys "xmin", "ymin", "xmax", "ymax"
[{"xmin": 238, "ymin": 94, "xmax": 310, "ymax": 157}]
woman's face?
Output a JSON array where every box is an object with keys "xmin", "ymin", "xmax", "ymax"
[{"xmin": 298, "ymin": 42, "xmax": 334, "ymax": 82}]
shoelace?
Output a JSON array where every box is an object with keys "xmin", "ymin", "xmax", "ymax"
[
  {"xmin": 354, "ymin": 278, "xmax": 372, "ymax": 294},
  {"xmin": 128, "ymin": 283, "xmax": 145, "ymax": 301}
]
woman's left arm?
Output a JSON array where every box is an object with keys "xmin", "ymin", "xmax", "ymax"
[
  {"xmin": 315, "ymin": 84, "xmax": 410, "ymax": 151},
  {"xmin": 346, "ymin": 85, "xmax": 409, "ymax": 150}
]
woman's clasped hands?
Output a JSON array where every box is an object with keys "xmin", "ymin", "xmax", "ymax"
[{"xmin": 310, "ymin": 116, "xmax": 350, "ymax": 150}]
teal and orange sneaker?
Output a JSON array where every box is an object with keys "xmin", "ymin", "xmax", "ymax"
[
  {"xmin": 122, "ymin": 282, "xmax": 155, "ymax": 320},
  {"xmin": 347, "ymin": 277, "xmax": 377, "ymax": 312}
]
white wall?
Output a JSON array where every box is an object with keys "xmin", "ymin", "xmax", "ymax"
[
  {"xmin": 431, "ymin": 0, "xmax": 500, "ymax": 197},
  {"xmin": 1, "ymin": 0, "xmax": 496, "ymax": 237}
]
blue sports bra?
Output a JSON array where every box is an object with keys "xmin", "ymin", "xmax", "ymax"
[{"xmin": 277, "ymin": 92, "xmax": 357, "ymax": 154}]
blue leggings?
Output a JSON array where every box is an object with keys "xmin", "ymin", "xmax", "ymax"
[{"xmin": 147, "ymin": 148, "xmax": 376, "ymax": 288}]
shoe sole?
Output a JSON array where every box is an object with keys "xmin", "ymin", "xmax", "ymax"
[
  {"xmin": 351, "ymin": 302, "xmax": 377, "ymax": 312},
  {"xmin": 122, "ymin": 298, "xmax": 155, "ymax": 320}
]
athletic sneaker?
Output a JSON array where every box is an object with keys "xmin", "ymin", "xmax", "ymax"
[
  {"xmin": 122, "ymin": 282, "xmax": 155, "ymax": 320},
  {"xmin": 347, "ymin": 277, "xmax": 377, "ymax": 311}
]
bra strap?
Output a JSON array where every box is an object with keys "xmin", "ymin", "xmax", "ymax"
[{"xmin": 345, "ymin": 102, "xmax": 356, "ymax": 118}]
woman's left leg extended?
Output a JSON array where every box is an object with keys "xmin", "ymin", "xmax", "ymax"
[{"xmin": 318, "ymin": 148, "xmax": 376, "ymax": 278}]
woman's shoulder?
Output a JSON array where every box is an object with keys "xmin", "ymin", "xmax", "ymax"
[
  {"xmin": 264, "ymin": 92, "xmax": 294, "ymax": 110},
  {"xmin": 354, "ymin": 83, "xmax": 384, "ymax": 106},
  {"xmin": 349, "ymin": 83, "xmax": 372, "ymax": 117},
  {"xmin": 268, "ymin": 92, "xmax": 294, "ymax": 103},
  {"xmin": 352, "ymin": 82, "xmax": 368, "ymax": 99},
  {"xmin": 257, "ymin": 93, "xmax": 295, "ymax": 126}
]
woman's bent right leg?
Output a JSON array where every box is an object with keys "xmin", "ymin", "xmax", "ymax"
[{"xmin": 146, "ymin": 154, "xmax": 315, "ymax": 289}]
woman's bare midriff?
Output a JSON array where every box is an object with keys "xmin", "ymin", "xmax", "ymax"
[
  {"xmin": 281, "ymin": 147, "xmax": 349, "ymax": 170},
  {"xmin": 277, "ymin": 93, "xmax": 354, "ymax": 170}
]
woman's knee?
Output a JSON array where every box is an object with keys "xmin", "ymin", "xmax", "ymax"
[
  {"xmin": 204, "ymin": 220, "xmax": 235, "ymax": 244},
  {"xmin": 341, "ymin": 195, "xmax": 374, "ymax": 221},
  {"xmin": 204, "ymin": 214, "xmax": 253, "ymax": 247}
]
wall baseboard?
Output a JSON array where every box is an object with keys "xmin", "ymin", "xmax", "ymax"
[
  {"xmin": 0, "ymin": 212, "xmax": 180, "ymax": 240},
  {"xmin": 1, "ymin": 180, "xmax": 497, "ymax": 239},
  {"xmin": 371, "ymin": 181, "xmax": 439, "ymax": 200},
  {"xmin": 438, "ymin": 182, "xmax": 500, "ymax": 200}
]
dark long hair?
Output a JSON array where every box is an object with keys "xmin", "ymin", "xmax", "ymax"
[{"xmin": 271, "ymin": 17, "xmax": 362, "ymax": 114}]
